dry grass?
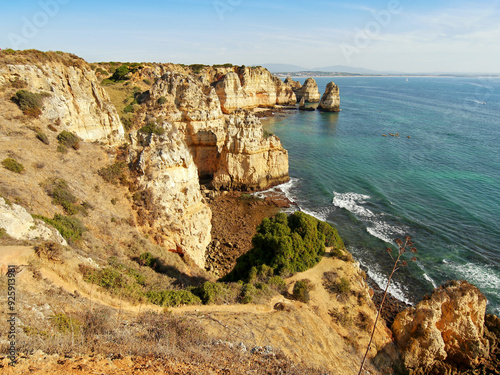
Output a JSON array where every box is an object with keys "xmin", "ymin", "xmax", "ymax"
[{"xmin": 0, "ymin": 49, "xmax": 88, "ymax": 70}]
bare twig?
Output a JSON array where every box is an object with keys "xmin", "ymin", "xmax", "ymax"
[{"xmin": 357, "ymin": 236, "xmax": 417, "ymax": 375}]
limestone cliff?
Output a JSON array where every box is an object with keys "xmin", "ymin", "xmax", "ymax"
[
  {"xmin": 145, "ymin": 71, "xmax": 290, "ymax": 191},
  {"xmin": 294, "ymin": 77, "xmax": 321, "ymax": 103},
  {"xmin": 318, "ymin": 82, "xmax": 340, "ymax": 112},
  {"xmin": 130, "ymin": 123, "xmax": 212, "ymax": 268},
  {"xmin": 392, "ymin": 280, "xmax": 490, "ymax": 373},
  {"xmin": 284, "ymin": 76, "xmax": 302, "ymax": 91},
  {"xmin": 213, "ymin": 110, "xmax": 289, "ymax": 190},
  {"xmin": 0, "ymin": 51, "xmax": 124, "ymax": 144},
  {"xmin": 214, "ymin": 67, "xmax": 296, "ymax": 113}
]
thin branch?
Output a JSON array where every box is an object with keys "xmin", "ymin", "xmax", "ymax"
[{"xmin": 357, "ymin": 236, "xmax": 416, "ymax": 375}]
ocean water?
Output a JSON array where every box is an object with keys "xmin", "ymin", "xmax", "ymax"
[{"xmin": 264, "ymin": 76, "xmax": 500, "ymax": 314}]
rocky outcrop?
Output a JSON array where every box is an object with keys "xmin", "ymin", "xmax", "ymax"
[
  {"xmin": 130, "ymin": 71, "xmax": 290, "ymax": 266},
  {"xmin": 0, "ymin": 198, "xmax": 66, "ymax": 245},
  {"xmin": 318, "ymin": 82, "xmax": 340, "ymax": 112},
  {"xmin": 213, "ymin": 110, "xmax": 289, "ymax": 191},
  {"xmin": 146, "ymin": 71, "xmax": 290, "ymax": 191},
  {"xmin": 392, "ymin": 280, "xmax": 490, "ymax": 374},
  {"xmin": 294, "ymin": 78, "xmax": 321, "ymax": 103},
  {"xmin": 284, "ymin": 77, "xmax": 302, "ymax": 91},
  {"xmin": 131, "ymin": 123, "xmax": 212, "ymax": 268},
  {"xmin": 0, "ymin": 56, "xmax": 124, "ymax": 144},
  {"xmin": 214, "ymin": 67, "xmax": 296, "ymax": 113}
]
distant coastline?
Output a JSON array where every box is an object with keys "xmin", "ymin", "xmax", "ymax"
[{"xmin": 273, "ymin": 71, "xmax": 500, "ymax": 78}]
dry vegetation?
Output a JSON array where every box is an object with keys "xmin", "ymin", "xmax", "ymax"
[{"xmin": 0, "ymin": 49, "xmax": 87, "ymax": 69}]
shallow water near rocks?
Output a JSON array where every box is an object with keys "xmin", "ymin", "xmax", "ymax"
[{"xmin": 265, "ymin": 76, "xmax": 500, "ymax": 314}]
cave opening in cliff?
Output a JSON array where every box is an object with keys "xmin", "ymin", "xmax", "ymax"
[{"xmin": 198, "ymin": 172, "xmax": 214, "ymax": 186}]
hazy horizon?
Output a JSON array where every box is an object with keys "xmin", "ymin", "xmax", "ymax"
[{"xmin": 1, "ymin": 0, "xmax": 500, "ymax": 74}]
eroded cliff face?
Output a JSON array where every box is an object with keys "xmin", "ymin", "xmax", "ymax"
[
  {"xmin": 144, "ymin": 71, "xmax": 290, "ymax": 191},
  {"xmin": 129, "ymin": 70, "xmax": 290, "ymax": 266},
  {"xmin": 130, "ymin": 123, "xmax": 212, "ymax": 268},
  {"xmin": 214, "ymin": 67, "xmax": 296, "ymax": 113},
  {"xmin": 392, "ymin": 280, "xmax": 490, "ymax": 374},
  {"xmin": 0, "ymin": 56, "xmax": 124, "ymax": 144},
  {"xmin": 213, "ymin": 110, "xmax": 289, "ymax": 190}
]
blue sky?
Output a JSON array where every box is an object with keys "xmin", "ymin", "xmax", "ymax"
[{"xmin": 1, "ymin": 0, "xmax": 499, "ymax": 73}]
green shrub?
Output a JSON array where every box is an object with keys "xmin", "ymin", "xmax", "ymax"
[
  {"xmin": 189, "ymin": 64, "xmax": 207, "ymax": 74},
  {"xmin": 223, "ymin": 212, "xmax": 340, "ymax": 281},
  {"xmin": 11, "ymin": 90, "xmax": 49, "ymax": 117},
  {"xmin": 336, "ymin": 277, "xmax": 351, "ymax": 293},
  {"xmin": 110, "ymin": 64, "xmax": 130, "ymax": 82},
  {"xmin": 57, "ymin": 130, "xmax": 80, "ymax": 150},
  {"xmin": 138, "ymin": 252, "xmax": 159, "ymax": 269},
  {"xmin": 317, "ymin": 220, "xmax": 344, "ymax": 249},
  {"xmin": 36, "ymin": 131, "xmax": 50, "ymax": 145},
  {"xmin": 127, "ymin": 268, "xmax": 146, "ymax": 286},
  {"xmin": 268, "ymin": 276, "xmax": 287, "ymax": 293},
  {"xmin": 138, "ymin": 122, "xmax": 165, "ymax": 136},
  {"xmin": 98, "ymin": 161, "xmax": 128, "ymax": 184},
  {"xmin": 51, "ymin": 313, "xmax": 81, "ymax": 334},
  {"xmin": 143, "ymin": 79, "xmax": 152, "ymax": 85},
  {"xmin": 84, "ymin": 267, "xmax": 124, "ymax": 289},
  {"xmin": 40, "ymin": 178, "xmax": 87, "ymax": 215},
  {"xmin": 157, "ymin": 96, "xmax": 167, "ymax": 105},
  {"xmin": 95, "ymin": 68, "xmax": 108, "ymax": 75},
  {"xmin": 240, "ymin": 283, "xmax": 256, "ymax": 304},
  {"xmin": 57, "ymin": 144, "xmax": 68, "ymax": 153},
  {"xmin": 2, "ymin": 158, "xmax": 24, "ymax": 173},
  {"xmin": 146, "ymin": 290, "xmax": 201, "ymax": 307},
  {"xmin": 79, "ymin": 263, "xmax": 146, "ymax": 303},
  {"xmin": 263, "ymin": 130, "xmax": 274, "ymax": 138},
  {"xmin": 192, "ymin": 282, "xmax": 225, "ymax": 304},
  {"xmin": 123, "ymin": 104, "xmax": 134, "ymax": 113},
  {"xmin": 0, "ymin": 228, "xmax": 8, "ymax": 238},
  {"xmin": 293, "ymin": 279, "xmax": 312, "ymax": 303},
  {"xmin": 323, "ymin": 272, "xmax": 351, "ymax": 295},
  {"xmin": 34, "ymin": 214, "xmax": 86, "ymax": 242},
  {"xmin": 121, "ymin": 117, "xmax": 133, "ymax": 131},
  {"xmin": 213, "ymin": 63, "xmax": 233, "ymax": 68}
]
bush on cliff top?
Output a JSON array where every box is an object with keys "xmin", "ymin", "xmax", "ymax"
[{"xmin": 222, "ymin": 211, "xmax": 344, "ymax": 281}]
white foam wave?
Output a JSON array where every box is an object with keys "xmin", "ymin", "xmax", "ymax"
[
  {"xmin": 253, "ymin": 177, "xmax": 299, "ymax": 202},
  {"xmin": 356, "ymin": 255, "xmax": 413, "ymax": 305},
  {"xmin": 444, "ymin": 262, "xmax": 500, "ymax": 291},
  {"xmin": 423, "ymin": 273, "xmax": 438, "ymax": 289},
  {"xmin": 367, "ymin": 221, "xmax": 406, "ymax": 244},
  {"xmin": 332, "ymin": 192, "xmax": 375, "ymax": 218}
]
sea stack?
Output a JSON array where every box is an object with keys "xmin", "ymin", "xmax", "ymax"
[
  {"xmin": 294, "ymin": 77, "xmax": 321, "ymax": 103},
  {"xmin": 318, "ymin": 81, "xmax": 340, "ymax": 112},
  {"xmin": 284, "ymin": 76, "xmax": 302, "ymax": 91}
]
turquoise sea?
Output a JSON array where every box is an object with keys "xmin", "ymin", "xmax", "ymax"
[{"xmin": 263, "ymin": 76, "xmax": 500, "ymax": 315}]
